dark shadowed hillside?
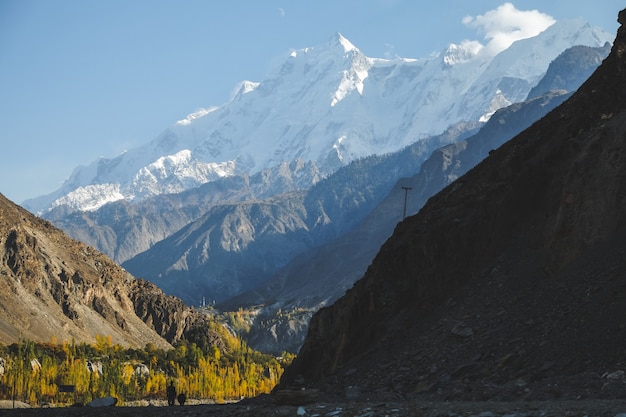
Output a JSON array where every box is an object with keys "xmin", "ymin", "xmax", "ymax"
[
  {"xmin": 229, "ymin": 43, "xmax": 610, "ymax": 355},
  {"xmin": 277, "ymin": 9, "xmax": 626, "ymax": 403}
]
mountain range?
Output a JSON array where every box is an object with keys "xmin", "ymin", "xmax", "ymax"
[
  {"xmin": 23, "ymin": 18, "xmax": 614, "ymax": 355},
  {"xmin": 221, "ymin": 40, "xmax": 609, "ymax": 353},
  {"xmin": 26, "ymin": 19, "xmax": 611, "ymax": 216},
  {"xmin": 277, "ymin": 7, "xmax": 626, "ymax": 403},
  {"xmin": 1, "ymin": 5, "xmax": 625, "ymax": 413}
]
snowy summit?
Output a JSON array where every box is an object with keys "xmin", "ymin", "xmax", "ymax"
[{"xmin": 24, "ymin": 21, "xmax": 614, "ymax": 214}]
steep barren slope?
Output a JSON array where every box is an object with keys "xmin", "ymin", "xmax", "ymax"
[
  {"xmin": 0, "ymin": 194, "xmax": 205, "ymax": 348},
  {"xmin": 278, "ymin": 9, "xmax": 626, "ymax": 402}
]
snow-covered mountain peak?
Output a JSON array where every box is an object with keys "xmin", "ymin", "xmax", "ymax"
[
  {"xmin": 239, "ymin": 80, "xmax": 260, "ymax": 94},
  {"xmin": 288, "ymin": 32, "xmax": 364, "ymax": 63},
  {"xmin": 488, "ymin": 18, "xmax": 610, "ymax": 80},
  {"xmin": 442, "ymin": 40, "xmax": 484, "ymax": 65},
  {"xmin": 229, "ymin": 80, "xmax": 261, "ymax": 102},
  {"xmin": 24, "ymin": 23, "xmax": 615, "ymax": 214},
  {"xmin": 256, "ymin": 33, "xmax": 373, "ymax": 108},
  {"xmin": 176, "ymin": 107, "xmax": 218, "ymax": 126},
  {"xmin": 332, "ymin": 32, "xmax": 357, "ymax": 53}
]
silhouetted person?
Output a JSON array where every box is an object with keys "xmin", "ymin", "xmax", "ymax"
[
  {"xmin": 166, "ymin": 381, "xmax": 176, "ymax": 406},
  {"xmin": 177, "ymin": 392, "xmax": 186, "ymax": 405}
]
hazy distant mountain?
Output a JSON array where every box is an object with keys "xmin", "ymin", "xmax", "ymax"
[
  {"xmin": 120, "ymin": 123, "xmax": 476, "ymax": 305},
  {"xmin": 278, "ymin": 9, "xmax": 626, "ymax": 402},
  {"xmin": 526, "ymin": 42, "xmax": 611, "ymax": 100},
  {"xmin": 25, "ymin": 20, "xmax": 612, "ymax": 216},
  {"xmin": 43, "ymin": 160, "xmax": 321, "ymax": 263},
  {"xmin": 27, "ymin": 18, "xmax": 613, "ymax": 354},
  {"xmin": 35, "ymin": 19, "xmax": 612, "ymax": 270}
]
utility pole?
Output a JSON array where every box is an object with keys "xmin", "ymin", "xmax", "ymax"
[{"xmin": 401, "ymin": 186, "xmax": 412, "ymax": 219}]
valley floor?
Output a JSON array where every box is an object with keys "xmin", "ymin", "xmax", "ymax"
[{"xmin": 1, "ymin": 399, "xmax": 626, "ymax": 417}]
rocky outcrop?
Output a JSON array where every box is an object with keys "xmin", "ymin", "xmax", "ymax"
[
  {"xmin": 129, "ymin": 279, "xmax": 199, "ymax": 344},
  {"xmin": 277, "ymin": 8, "xmax": 626, "ymax": 402},
  {"xmin": 0, "ymin": 193, "xmax": 171, "ymax": 348}
]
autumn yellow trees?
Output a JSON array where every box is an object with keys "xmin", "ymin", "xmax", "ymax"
[{"xmin": 0, "ymin": 336, "xmax": 290, "ymax": 407}]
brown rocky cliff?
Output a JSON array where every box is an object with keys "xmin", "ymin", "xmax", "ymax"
[
  {"xmin": 129, "ymin": 279, "xmax": 199, "ymax": 344},
  {"xmin": 278, "ymin": 8, "xmax": 626, "ymax": 399},
  {"xmin": 0, "ymin": 193, "xmax": 188, "ymax": 348}
]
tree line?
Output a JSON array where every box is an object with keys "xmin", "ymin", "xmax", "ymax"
[{"xmin": 0, "ymin": 335, "xmax": 293, "ymax": 406}]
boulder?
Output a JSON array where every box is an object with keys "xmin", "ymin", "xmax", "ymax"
[{"xmin": 87, "ymin": 396, "xmax": 117, "ymax": 407}]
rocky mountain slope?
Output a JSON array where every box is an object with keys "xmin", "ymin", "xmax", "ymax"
[
  {"xmin": 43, "ymin": 159, "xmax": 321, "ymax": 264},
  {"xmin": 0, "ymin": 193, "xmax": 204, "ymax": 348},
  {"xmin": 277, "ymin": 8, "xmax": 626, "ymax": 403}
]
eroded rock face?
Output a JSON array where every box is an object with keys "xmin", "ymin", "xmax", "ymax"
[
  {"xmin": 278, "ymin": 8, "xmax": 626, "ymax": 402},
  {"xmin": 0, "ymin": 193, "xmax": 228, "ymax": 350},
  {"xmin": 129, "ymin": 279, "xmax": 198, "ymax": 344},
  {"xmin": 0, "ymin": 194, "xmax": 171, "ymax": 348}
]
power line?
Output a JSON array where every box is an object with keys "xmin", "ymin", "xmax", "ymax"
[{"xmin": 401, "ymin": 186, "xmax": 412, "ymax": 219}]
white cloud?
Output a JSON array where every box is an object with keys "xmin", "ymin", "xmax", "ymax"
[
  {"xmin": 462, "ymin": 2, "xmax": 556, "ymax": 55},
  {"xmin": 277, "ymin": 7, "xmax": 285, "ymax": 18},
  {"xmin": 458, "ymin": 39, "xmax": 484, "ymax": 55}
]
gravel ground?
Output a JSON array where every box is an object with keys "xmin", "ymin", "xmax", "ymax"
[{"xmin": 2, "ymin": 399, "xmax": 626, "ymax": 417}]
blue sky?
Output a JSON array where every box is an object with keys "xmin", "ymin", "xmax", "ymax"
[{"xmin": 0, "ymin": 1, "xmax": 621, "ymax": 205}]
